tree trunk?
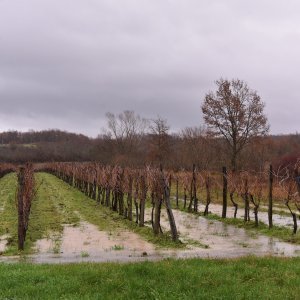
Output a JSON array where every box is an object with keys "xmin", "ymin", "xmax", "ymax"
[
  {"xmin": 153, "ymin": 195, "xmax": 162, "ymax": 235},
  {"xmin": 176, "ymin": 179, "xmax": 179, "ymax": 208},
  {"xmin": 230, "ymin": 192, "xmax": 238, "ymax": 218},
  {"xmin": 268, "ymin": 165, "xmax": 273, "ymax": 229},
  {"xmin": 127, "ymin": 176, "xmax": 133, "ymax": 221},
  {"xmin": 204, "ymin": 176, "xmax": 211, "ymax": 216},
  {"xmin": 183, "ymin": 188, "xmax": 187, "ymax": 209},
  {"xmin": 231, "ymin": 140, "xmax": 238, "ymax": 172},
  {"xmin": 18, "ymin": 167, "xmax": 25, "ymax": 251},
  {"xmin": 222, "ymin": 167, "xmax": 227, "ymax": 218},
  {"xmin": 286, "ymin": 202, "xmax": 298, "ymax": 234},
  {"xmin": 160, "ymin": 168, "xmax": 178, "ymax": 242},
  {"xmin": 139, "ymin": 175, "xmax": 146, "ymax": 227},
  {"xmin": 105, "ymin": 188, "xmax": 110, "ymax": 207}
]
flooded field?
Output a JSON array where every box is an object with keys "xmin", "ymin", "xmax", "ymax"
[
  {"xmin": 1, "ymin": 209, "xmax": 299, "ymax": 264},
  {"xmin": 0, "ymin": 172, "xmax": 299, "ymax": 264},
  {"xmin": 157, "ymin": 209, "xmax": 300, "ymax": 257},
  {"xmin": 207, "ymin": 203, "xmax": 295, "ymax": 228}
]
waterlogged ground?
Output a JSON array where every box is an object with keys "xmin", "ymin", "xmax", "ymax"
[
  {"xmin": 206, "ymin": 203, "xmax": 296, "ymax": 228},
  {"xmin": 0, "ymin": 173, "xmax": 299, "ymax": 264},
  {"xmin": 33, "ymin": 220, "xmax": 156, "ymax": 263},
  {"xmin": 27, "ymin": 209, "xmax": 300, "ymax": 263},
  {"xmin": 173, "ymin": 196, "xmax": 297, "ymax": 228},
  {"xmin": 156, "ymin": 209, "xmax": 300, "ymax": 258}
]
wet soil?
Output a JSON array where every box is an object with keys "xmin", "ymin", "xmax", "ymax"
[
  {"xmin": 2, "ymin": 209, "xmax": 296, "ymax": 264},
  {"xmin": 206, "ymin": 203, "xmax": 296, "ymax": 228}
]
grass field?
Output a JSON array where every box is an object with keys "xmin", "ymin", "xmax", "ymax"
[{"xmin": 0, "ymin": 257, "xmax": 299, "ymax": 299}]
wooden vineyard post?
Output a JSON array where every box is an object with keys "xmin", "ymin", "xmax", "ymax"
[
  {"xmin": 176, "ymin": 177, "xmax": 179, "ymax": 208},
  {"xmin": 193, "ymin": 165, "xmax": 198, "ymax": 213},
  {"xmin": 243, "ymin": 178, "xmax": 250, "ymax": 222},
  {"xmin": 222, "ymin": 166, "xmax": 227, "ymax": 219},
  {"xmin": 18, "ymin": 167, "xmax": 25, "ymax": 251},
  {"xmin": 127, "ymin": 175, "xmax": 133, "ymax": 221},
  {"xmin": 204, "ymin": 175, "xmax": 211, "ymax": 216},
  {"xmin": 268, "ymin": 164, "xmax": 273, "ymax": 229},
  {"xmin": 188, "ymin": 164, "xmax": 197, "ymax": 212},
  {"xmin": 139, "ymin": 174, "xmax": 146, "ymax": 227}
]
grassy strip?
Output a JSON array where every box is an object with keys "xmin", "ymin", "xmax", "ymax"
[
  {"xmin": 0, "ymin": 257, "xmax": 299, "ymax": 299},
  {"xmin": 0, "ymin": 173, "xmax": 18, "ymax": 253},
  {"xmin": 22, "ymin": 175, "xmax": 81, "ymax": 255},
  {"xmin": 1, "ymin": 173, "xmax": 82, "ymax": 255},
  {"xmin": 38, "ymin": 173, "xmax": 184, "ymax": 249}
]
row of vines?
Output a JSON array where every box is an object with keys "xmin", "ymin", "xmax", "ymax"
[
  {"xmin": 42, "ymin": 163, "xmax": 179, "ymax": 241},
  {"xmin": 0, "ymin": 163, "xmax": 35, "ymax": 250},
  {"xmin": 41, "ymin": 161, "xmax": 300, "ymax": 236},
  {"xmin": 0, "ymin": 161, "xmax": 299, "ymax": 253}
]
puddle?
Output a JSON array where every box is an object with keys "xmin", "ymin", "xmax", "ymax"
[
  {"xmin": 1, "ymin": 209, "xmax": 299, "ymax": 264},
  {"xmin": 0, "ymin": 234, "xmax": 9, "ymax": 253},
  {"xmin": 60, "ymin": 221, "xmax": 155, "ymax": 255},
  {"xmin": 35, "ymin": 232, "xmax": 61, "ymax": 254},
  {"xmin": 206, "ymin": 203, "xmax": 296, "ymax": 228},
  {"xmin": 27, "ymin": 221, "xmax": 158, "ymax": 263},
  {"xmin": 146, "ymin": 208, "xmax": 300, "ymax": 258}
]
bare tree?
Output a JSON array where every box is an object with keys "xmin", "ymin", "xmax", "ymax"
[
  {"xmin": 105, "ymin": 110, "xmax": 148, "ymax": 163},
  {"xmin": 180, "ymin": 126, "xmax": 211, "ymax": 169},
  {"xmin": 148, "ymin": 116, "xmax": 171, "ymax": 164},
  {"xmin": 202, "ymin": 78, "xmax": 269, "ymax": 171}
]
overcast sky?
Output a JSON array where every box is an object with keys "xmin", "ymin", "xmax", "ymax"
[{"xmin": 0, "ymin": 0, "xmax": 299, "ymax": 137}]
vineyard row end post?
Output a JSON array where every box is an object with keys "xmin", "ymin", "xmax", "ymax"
[{"xmin": 222, "ymin": 166, "xmax": 227, "ymax": 219}]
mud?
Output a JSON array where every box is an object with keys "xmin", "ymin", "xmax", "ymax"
[
  {"xmin": 60, "ymin": 221, "xmax": 155, "ymax": 255},
  {"xmin": 0, "ymin": 234, "xmax": 9, "ymax": 253},
  {"xmin": 0, "ymin": 208, "xmax": 299, "ymax": 264},
  {"xmin": 146, "ymin": 208, "xmax": 300, "ymax": 258},
  {"xmin": 206, "ymin": 203, "xmax": 296, "ymax": 228}
]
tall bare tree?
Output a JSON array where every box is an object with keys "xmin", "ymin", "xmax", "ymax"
[
  {"xmin": 148, "ymin": 117, "xmax": 171, "ymax": 165},
  {"xmin": 105, "ymin": 110, "xmax": 148, "ymax": 163},
  {"xmin": 180, "ymin": 126, "xmax": 211, "ymax": 169},
  {"xmin": 202, "ymin": 78, "xmax": 269, "ymax": 171}
]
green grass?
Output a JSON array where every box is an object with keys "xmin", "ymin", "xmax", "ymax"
[
  {"xmin": 22, "ymin": 174, "xmax": 81, "ymax": 255},
  {"xmin": 112, "ymin": 245, "xmax": 125, "ymax": 251},
  {"xmin": 0, "ymin": 257, "xmax": 299, "ymax": 299},
  {"xmin": 2, "ymin": 173, "xmax": 82, "ymax": 255},
  {"xmin": 37, "ymin": 173, "xmax": 184, "ymax": 249},
  {"xmin": 0, "ymin": 173, "xmax": 18, "ymax": 253}
]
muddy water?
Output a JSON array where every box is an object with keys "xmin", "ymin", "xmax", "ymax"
[
  {"xmin": 30, "ymin": 221, "xmax": 158, "ymax": 264},
  {"xmin": 146, "ymin": 208, "xmax": 300, "ymax": 258},
  {"xmin": 0, "ymin": 234, "xmax": 9, "ymax": 253},
  {"xmin": 60, "ymin": 221, "xmax": 155, "ymax": 255},
  {"xmin": 1, "ymin": 209, "xmax": 299, "ymax": 264},
  {"xmin": 28, "ymin": 209, "xmax": 300, "ymax": 263},
  {"xmin": 206, "ymin": 203, "xmax": 295, "ymax": 228}
]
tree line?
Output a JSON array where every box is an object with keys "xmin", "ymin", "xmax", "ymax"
[{"xmin": 0, "ymin": 78, "xmax": 298, "ymax": 171}]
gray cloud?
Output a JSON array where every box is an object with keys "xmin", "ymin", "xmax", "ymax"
[{"xmin": 0, "ymin": 0, "xmax": 300, "ymax": 136}]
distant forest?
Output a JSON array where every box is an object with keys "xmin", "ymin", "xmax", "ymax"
[{"xmin": 0, "ymin": 129, "xmax": 299, "ymax": 171}]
